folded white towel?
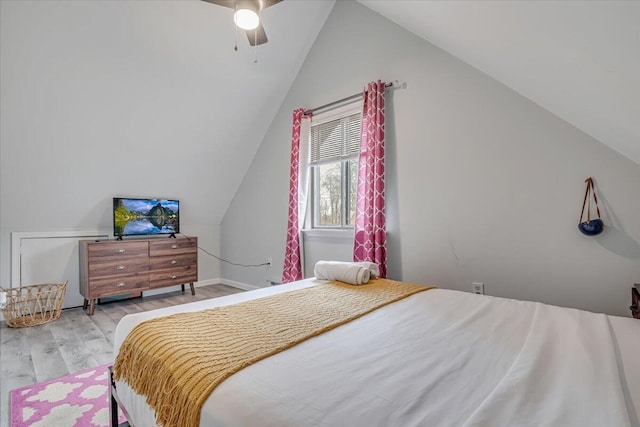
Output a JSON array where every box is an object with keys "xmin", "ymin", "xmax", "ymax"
[{"xmin": 314, "ymin": 261, "xmax": 371, "ymax": 285}]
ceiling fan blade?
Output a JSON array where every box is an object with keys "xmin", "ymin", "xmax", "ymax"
[
  {"xmin": 260, "ymin": 0, "xmax": 282, "ymax": 9},
  {"xmin": 246, "ymin": 22, "xmax": 268, "ymax": 46},
  {"xmin": 201, "ymin": 0, "xmax": 235, "ymax": 9},
  {"xmin": 201, "ymin": 0, "xmax": 282, "ymax": 10}
]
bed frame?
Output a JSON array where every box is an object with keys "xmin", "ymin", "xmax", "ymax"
[
  {"xmin": 108, "ymin": 366, "xmax": 134, "ymax": 427},
  {"xmin": 106, "ymin": 282, "xmax": 640, "ymax": 427}
]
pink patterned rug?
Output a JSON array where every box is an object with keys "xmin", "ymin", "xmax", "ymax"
[{"xmin": 10, "ymin": 364, "xmax": 126, "ymax": 427}]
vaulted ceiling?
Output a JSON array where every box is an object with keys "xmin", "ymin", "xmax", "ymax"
[
  {"xmin": 200, "ymin": 0, "xmax": 639, "ymax": 221},
  {"xmin": 202, "ymin": 0, "xmax": 640, "ymax": 169},
  {"xmin": 357, "ymin": 0, "xmax": 640, "ymax": 165}
]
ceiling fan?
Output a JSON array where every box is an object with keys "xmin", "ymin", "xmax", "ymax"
[{"xmin": 202, "ymin": 0, "xmax": 283, "ymax": 46}]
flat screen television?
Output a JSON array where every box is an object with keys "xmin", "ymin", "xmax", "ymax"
[{"xmin": 113, "ymin": 197, "xmax": 179, "ymax": 238}]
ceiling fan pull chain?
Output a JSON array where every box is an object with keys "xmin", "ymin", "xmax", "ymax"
[
  {"xmin": 234, "ymin": 2, "xmax": 238, "ymax": 51},
  {"xmin": 254, "ymin": 27, "xmax": 258, "ymax": 63}
]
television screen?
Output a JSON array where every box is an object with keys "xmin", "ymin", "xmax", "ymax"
[{"xmin": 113, "ymin": 197, "xmax": 179, "ymax": 237}]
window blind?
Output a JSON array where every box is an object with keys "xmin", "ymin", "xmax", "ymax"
[{"xmin": 310, "ymin": 113, "xmax": 361, "ymax": 165}]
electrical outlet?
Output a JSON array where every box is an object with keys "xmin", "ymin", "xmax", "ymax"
[
  {"xmin": 267, "ymin": 257, "xmax": 272, "ymax": 266},
  {"xmin": 472, "ymin": 282, "xmax": 484, "ymax": 295}
]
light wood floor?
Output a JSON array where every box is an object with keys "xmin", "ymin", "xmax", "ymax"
[{"xmin": 0, "ymin": 283, "xmax": 244, "ymax": 427}]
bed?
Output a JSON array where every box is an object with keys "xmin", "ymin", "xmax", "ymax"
[{"xmin": 111, "ymin": 278, "xmax": 640, "ymax": 427}]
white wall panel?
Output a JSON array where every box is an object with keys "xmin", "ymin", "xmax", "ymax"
[{"xmin": 13, "ymin": 231, "xmax": 109, "ymax": 309}]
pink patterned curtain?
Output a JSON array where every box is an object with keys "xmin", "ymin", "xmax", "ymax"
[
  {"xmin": 282, "ymin": 109, "xmax": 305, "ymax": 283},
  {"xmin": 353, "ymin": 81, "xmax": 387, "ymax": 278}
]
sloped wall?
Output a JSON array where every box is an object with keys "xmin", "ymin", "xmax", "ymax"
[{"xmin": 221, "ymin": 0, "xmax": 640, "ymax": 316}]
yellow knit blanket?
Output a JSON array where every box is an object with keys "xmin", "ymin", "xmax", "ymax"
[{"xmin": 113, "ymin": 279, "xmax": 434, "ymax": 427}]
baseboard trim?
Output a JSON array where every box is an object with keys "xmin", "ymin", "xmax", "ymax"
[
  {"xmin": 142, "ymin": 278, "xmax": 222, "ymax": 297},
  {"xmin": 195, "ymin": 278, "xmax": 222, "ymax": 287},
  {"xmin": 140, "ymin": 278, "xmax": 254, "ymax": 298},
  {"xmin": 219, "ymin": 278, "xmax": 261, "ymax": 291}
]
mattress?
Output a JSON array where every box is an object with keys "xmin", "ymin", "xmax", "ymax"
[{"xmin": 113, "ymin": 279, "xmax": 640, "ymax": 427}]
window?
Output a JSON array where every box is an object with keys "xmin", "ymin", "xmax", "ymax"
[{"xmin": 310, "ymin": 109, "xmax": 361, "ymax": 228}]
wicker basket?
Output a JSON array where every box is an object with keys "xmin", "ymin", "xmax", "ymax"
[{"xmin": 1, "ymin": 282, "xmax": 67, "ymax": 328}]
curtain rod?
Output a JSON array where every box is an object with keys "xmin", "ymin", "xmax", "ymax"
[{"xmin": 304, "ymin": 81, "xmax": 393, "ymax": 116}]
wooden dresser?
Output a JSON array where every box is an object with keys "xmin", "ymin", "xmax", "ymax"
[{"xmin": 79, "ymin": 237, "xmax": 198, "ymax": 315}]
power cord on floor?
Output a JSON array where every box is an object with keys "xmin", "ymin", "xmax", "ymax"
[{"xmin": 179, "ymin": 233, "xmax": 270, "ymax": 268}]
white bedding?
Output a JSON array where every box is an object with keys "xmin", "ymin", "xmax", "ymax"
[{"xmin": 113, "ymin": 279, "xmax": 640, "ymax": 427}]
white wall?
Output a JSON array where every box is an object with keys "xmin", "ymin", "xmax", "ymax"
[
  {"xmin": 221, "ymin": 0, "xmax": 640, "ymax": 317},
  {"xmin": 0, "ymin": 1, "xmax": 221, "ymax": 290}
]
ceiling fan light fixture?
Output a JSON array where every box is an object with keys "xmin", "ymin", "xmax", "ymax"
[{"xmin": 234, "ymin": 8, "xmax": 259, "ymax": 30}]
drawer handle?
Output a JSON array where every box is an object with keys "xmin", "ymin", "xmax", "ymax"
[
  {"xmin": 170, "ymin": 275, "xmax": 177, "ymax": 280},
  {"xmin": 171, "ymin": 260, "xmax": 177, "ymax": 265},
  {"xmin": 117, "ymin": 249, "xmax": 126, "ymax": 254},
  {"xmin": 171, "ymin": 244, "xmax": 178, "ymax": 249},
  {"xmin": 116, "ymin": 265, "xmax": 126, "ymax": 270},
  {"xmin": 117, "ymin": 282, "xmax": 126, "ymax": 287}
]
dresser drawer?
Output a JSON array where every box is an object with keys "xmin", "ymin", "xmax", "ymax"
[
  {"xmin": 149, "ymin": 253, "xmax": 197, "ymax": 270},
  {"xmin": 150, "ymin": 268, "xmax": 197, "ymax": 288},
  {"xmin": 88, "ymin": 241, "xmax": 148, "ymax": 259},
  {"xmin": 88, "ymin": 257, "xmax": 150, "ymax": 278},
  {"xmin": 149, "ymin": 238, "xmax": 197, "ymax": 257},
  {"xmin": 90, "ymin": 275, "xmax": 149, "ymax": 297}
]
